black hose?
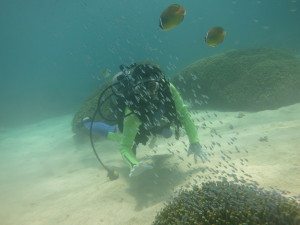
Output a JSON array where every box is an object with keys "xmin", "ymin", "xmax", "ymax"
[{"xmin": 89, "ymin": 84, "xmax": 119, "ymax": 180}]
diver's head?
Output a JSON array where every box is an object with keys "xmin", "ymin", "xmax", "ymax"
[{"xmin": 131, "ymin": 64, "xmax": 164, "ymax": 100}]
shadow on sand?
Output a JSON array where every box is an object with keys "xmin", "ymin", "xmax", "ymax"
[{"xmin": 120, "ymin": 154, "xmax": 205, "ymax": 211}]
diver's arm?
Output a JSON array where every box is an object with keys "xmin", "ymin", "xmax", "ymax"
[
  {"xmin": 119, "ymin": 108, "xmax": 141, "ymax": 167},
  {"xmin": 169, "ymin": 83, "xmax": 199, "ymax": 143}
]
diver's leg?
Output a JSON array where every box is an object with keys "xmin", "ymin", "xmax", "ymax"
[
  {"xmin": 82, "ymin": 117, "xmax": 117, "ymax": 137},
  {"xmin": 132, "ymin": 143, "xmax": 137, "ymax": 156},
  {"xmin": 148, "ymin": 136, "xmax": 157, "ymax": 149}
]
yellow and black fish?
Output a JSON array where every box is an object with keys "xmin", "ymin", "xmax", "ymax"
[
  {"xmin": 100, "ymin": 68, "xmax": 111, "ymax": 78},
  {"xmin": 159, "ymin": 4, "xmax": 186, "ymax": 31},
  {"xmin": 205, "ymin": 27, "xmax": 226, "ymax": 47}
]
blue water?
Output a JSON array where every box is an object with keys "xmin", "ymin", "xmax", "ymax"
[{"xmin": 0, "ymin": 0, "xmax": 299, "ymax": 127}]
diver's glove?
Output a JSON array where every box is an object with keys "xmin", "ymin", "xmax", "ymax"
[
  {"xmin": 187, "ymin": 142, "xmax": 208, "ymax": 164},
  {"xmin": 129, "ymin": 162, "xmax": 153, "ymax": 177}
]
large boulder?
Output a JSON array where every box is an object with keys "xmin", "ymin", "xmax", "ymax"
[
  {"xmin": 71, "ymin": 48, "xmax": 300, "ymax": 134},
  {"xmin": 171, "ymin": 48, "xmax": 300, "ymax": 111}
]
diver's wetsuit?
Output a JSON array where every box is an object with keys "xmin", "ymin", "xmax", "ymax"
[{"xmin": 118, "ymin": 83, "xmax": 199, "ymax": 168}]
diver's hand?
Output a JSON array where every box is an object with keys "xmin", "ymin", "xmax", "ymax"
[
  {"xmin": 129, "ymin": 162, "xmax": 153, "ymax": 177},
  {"xmin": 187, "ymin": 142, "xmax": 208, "ymax": 164}
]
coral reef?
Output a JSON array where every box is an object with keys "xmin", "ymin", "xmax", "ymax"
[
  {"xmin": 172, "ymin": 48, "xmax": 300, "ymax": 111},
  {"xmin": 153, "ymin": 181, "xmax": 300, "ymax": 225}
]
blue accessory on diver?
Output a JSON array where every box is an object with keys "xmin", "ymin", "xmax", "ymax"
[
  {"xmin": 83, "ymin": 120, "xmax": 117, "ymax": 137},
  {"xmin": 162, "ymin": 127, "xmax": 172, "ymax": 138}
]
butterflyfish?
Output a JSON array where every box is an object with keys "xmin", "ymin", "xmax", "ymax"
[
  {"xmin": 205, "ymin": 27, "xmax": 226, "ymax": 47},
  {"xmin": 100, "ymin": 69, "xmax": 111, "ymax": 78},
  {"xmin": 159, "ymin": 4, "xmax": 186, "ymax": 31}
]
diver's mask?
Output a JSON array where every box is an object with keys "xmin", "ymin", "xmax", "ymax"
[{"xmin": 133, "ymin": 79, "xmax": 160, "ymax": 101}]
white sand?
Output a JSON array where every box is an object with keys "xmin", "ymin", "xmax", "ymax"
[{"xmin": 0, "ymin": 104, "xmax": 299, "ymax": 225}]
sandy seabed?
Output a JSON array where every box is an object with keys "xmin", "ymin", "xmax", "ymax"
[{"xmin": 0, "ymin": 103, "xmax": 299, "ymax": 225}]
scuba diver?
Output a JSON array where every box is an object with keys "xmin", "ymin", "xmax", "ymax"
[{"xmin": 85, "ymin": 62, "xmax": 208, "ymax": 178}]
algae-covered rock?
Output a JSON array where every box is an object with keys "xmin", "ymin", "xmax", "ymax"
[
  {"xmin": 171, "ymin": 48, "xmax": 300, "ymax": 111},
  {"xmin": 153, "ymin": 181, "xmax": 300, "ymax": 225},
  {"xmin": 72, "ymin": 48, "xmax": 300, "ymax": 134}
]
